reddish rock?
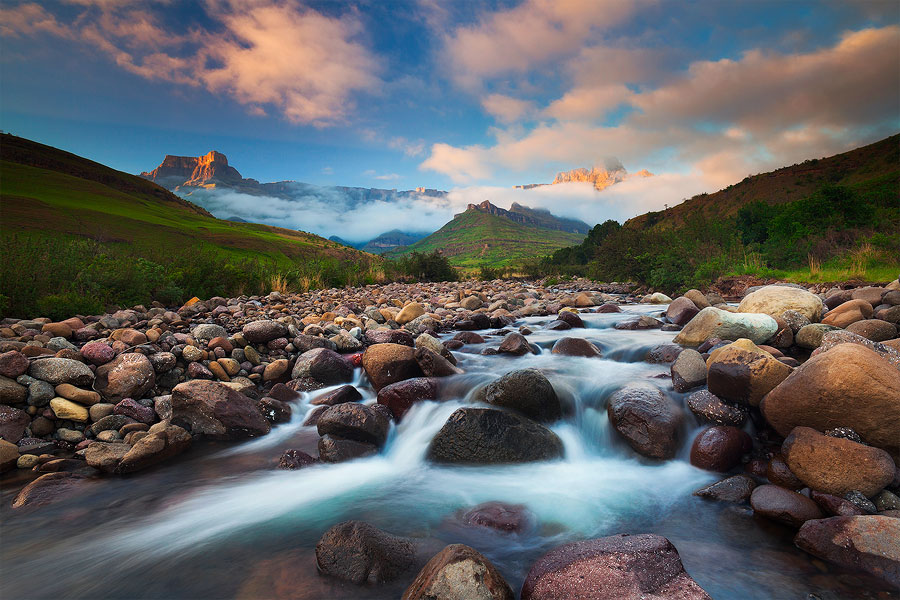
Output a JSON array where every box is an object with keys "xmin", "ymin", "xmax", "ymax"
[
  {"xmin": 689, "ymin": 426, "xmax": 752, "ymax": 472},
  {"xmin": 666, "ymin": 296, "xmax": 700, "ymax": 326},
  {"xmin": 11, "ymin": 472, "xmax": 89, "ymax": 509},
  {"xmin": 291, "ymin": 348, "xmax": 353, "ymax": 385},
  {"xmin": 0, "ymin": 405, "xmax": 30, "ymax": 443},
  {"xmin": 362, "ymin": 343, "xmax": 423, "ymax": 391},
  {"xmin": 607, "ymin": 384, "xmax": 683, "ymax": 460},
  {"xmin": 453, "ymin": 331, "xmax": 485, "ymax": 345},
  {"xmin": 403, "ymin": 544, "xmax": 514, "ymax": 600},
  {"xmin": 810, "ymin": 491, "xmax": 865, "ymax": 517},
  {"xmin": 114, "ymin": 398, "xmax": 156, "ymax": 424},
  {"xmin": 311, "ymin": 385, "xmax": 363, "ymax": 406},
  {"xmin": 317, "ymin": 402, "xmax": 391, "ymax": 447},
  {"xmin": 767, "ymin": 454, "xmax": 804, "ymax": 490},
  {"xmin": 0, "ymin": 350, "xmax": 29, "ymax": 378},
  {"xmin": 462, "ymin": 502, "xmax": 533, "ymax": 533},
  {"xmin": 822, "ymin": 299, "xmax": 873, "ymax": 328},
  {"xmin": 171, "ymin": 380, "xmax": 270, "ymax": 440},
  {"xmin": 551, "ymin": 338, "xmax": 601, "ymax": 357},
  {"xmin": 315, "ymin": 520, "xmax": 416, "ymax": 584},
  {"xmin": 79, "ymin": 342, "xmax": 115, "ymax": 366},
  {"xmin": 95, "ymin": 352, "xmax": 155, "ymax": 402},
  {"xmin": 750, "ymin": 484, "xmax": 824, "ymax": 527},
  {"xmin": 498, "ymin": 332, "xmax": 535, "ymax": 356},
  {"xmin": 117, "ymin": 421, "xmax": 191, "ymax": 473},
  {"xmin": 377, "ymin": 377, "xmax": 438, "ymax": 420},
  {"xmin": 693, "ymin": 475, "xmax": 757, "ymax": 503},
  {"xmin": 521, "ymin": 533, "xmax": 710, "ymax": 600}
]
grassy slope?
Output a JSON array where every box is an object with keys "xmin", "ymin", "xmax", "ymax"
[
  {"xmin": 0, "ymin": 134, "xmax": 374, "ymax": 267},
  {"xmin": 626, "ymin": 133, "xmax": 900, "ymax": 230},
  {"xmin": 389, "ymin": 209, "xmax": 585, "ymax": 269}
]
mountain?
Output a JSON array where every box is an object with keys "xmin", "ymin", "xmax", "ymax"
[
  {"xmin": 360, "ymin": 230, "xmax": 429, "ymax": 254},
  {"xmin": 514, "ymin": 165, "xmax": 653, "ymax": 192},
  {"xmin": 389, "ymin": 201, "xmax": 586, "ymax": 269}
]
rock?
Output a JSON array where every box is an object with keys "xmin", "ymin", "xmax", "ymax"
[
  {"xmin": 397, "ymin": 303, "xmax": 426, "ymax": 325},
  {"xmin": 497, "ymin": 332, "xmax": 535, "ymax": 356},
  {"xmin": 684, "ymin": 289, "xmax": 710, "ymax": 310},
  {"xmin": 453, "ymin": 331, "xmax": 485, "ymax": 345},
  {"xmin": 645, "ymin": 344, "xmax": 683, "ymax": 364},
  {"xmin": 11, "ymin": 472, "xmax": 87, "ymax": 509},
  {"xmin": 49, "ymin": 397, "xmax": 89, "ymax": 422},
  {"xmin": 242, "ymin": 320, "xmax": 288, "ymax": 344},
  {"xmin": 377, "ymin": 377, "xmax": 438, "ymax": 420},
  {"xmin": 311, "ymin": 385, "xmax": 363, "ymax": 406},
  {"xmin": 277, "ymin": 448, "xmax": 318, "ymax": 470},
  {"xmin": 795, "ymin": 516, "xmax": 900, "ymax": 588},
  {"xmin": 822, "ymin": 299, "xmax": 874, "ymax": 328},
  {"xmin": 0, "ymin": 405, "xmax": 30, "ymax": 443},
  {"xmin": 689, "ymin": 426, "xmax": 751, "ymax": 472},
  {"xmin": 643, "ymin": 292, "xmax": 672, "ymax": 304},
  {"xmin": 673, "ymin": 307, "xmax": 778, "ymax": 346},
  {"xmin": 461, "ymin": 502, "xmax": 533, "ymax": 533},
  {"xmin": 761, "ymin": 343, "xmax": 900, "ymax": 459},
  {"xmin": 0, "ymin": 375, "xmax": 27, "ymax": 404},
  {"xmin": 795, "ymin": 323, "xmax": 841, "ymax": 349},
  {"xmin": 403, "ymin": 544, "xmax": 514, "ymax": 600},
  {"xmin": 317, "ymin": 434, "xmax": 378, "ymax": 462},
  {"xmin": 671, "ymin": 349, "xmax": 706, "ymax": 392},
  {"xmin": 55, "ymin": 383, "xmax": 100, "ymax": 405},
  {"xmin": 614, "ymin": 315, "xmax": 662, "ymax": 330},
  {"xmin": 846, "ymin": 319, "xmax": 897, "ymax": 342},
  {"xmin": 258, "ymin": 397, "xmax": 291, "ymax": 423},
  {"xmin": 478, "ymin": 369, "xmax": 561, "ymax": 423},
  {"xmin": 291, "ymin": 348, "xmax": 353, "ymax": 385},
  {"xmin": 766, "ymin": 454, "xmax": 804, "ymax": 490},
  {"xmin": 686, "ymin": 390, "xmax": 747, "ymax": 426},
  {"xmin": 0, "ymin": 439, "xmax": 19, "ymax": 472},
  {"xmin": 556, "ymin": 311, "xmax": 585, "ymax": 328},
  {"xmin": 415, "ymin": 347, "xmax": 463, "ymax": 377},
  {"xmin": 817, "ymin": 330, "xmax": 900, "ymax": 369},
  {"xmin": 750, "ymin": 484, "xmax": 824, "ymax": 527},
  {"xmin": 874, "ymin": 490, "xmax": 900, "ymax": 511},
  {"xmin": 80, "ymin": 342, "xmax": 115, "ymax": 366},
  {"xmin": 460, "ymin": 296, "xmax": 483, "ymax": 310},
  {"xmin": 89, "ymin": 414, "xmax": 135, "ymax": 435},
  {"xmin": 666, "ymin": 296, "xmax": 700, "ymax": 326},
  {"xmin": 110, "ymin": 328, "xmax": 147, "ymax": 345},
  {"xmin": 693, "ymin": 475, "xmax": 757, "ymax": 503},
  {"xmin": 316, "ymin": 520, "xmax": 416, "ymax": 584},
  {"xmin": 84, "ymin": 441, "xmax": 131, "ymax": 473},
  {"xmin": 851, "ymin": 286, "xmax": 887, "ymax": 306},
  {"xmin": 263, "ymin": 359, "xmax": 289, "ymax": 382},
  {"xmin": 192, "ymin": 324, "xmax": 227, "ymax": 341},
  {"xmin": 782, "ymin": 310, "xmax": 811, "ymax": 333},
  {"xmin": 117, "ymin": 421, "xmax": 191, "ymax": 473},
  {"xmin": 366, "ymin": 329, "xmax": 415, "ymax": 346},
  {"xmin": 114, "ymin": 398, "xmax": 156, "ymax": 424},
  {"xmin": 0, "ymin": 350, "xmax": 29, "ymax": 378},
  {"xmin": 317, "ymin": 402, "xmax": 391, "ymax": 447},
  {"xmin": 738, "ymin": 285, "xmax": 824, "ymax": 322},
  {"xmin": 171, "ymin": 380, "xmax": 271, "ymax": 440},
  {"xmin": 607, "ymin": 384, "xmax": 683, "ymax": 460},
  {"xmin": 706, "ymin": 339, "xmax": 792, "ymax": 407},
  {"xmin": 95, "ymin": 353, "xmax": 155, "ymax": 402},
  {"xmin": 362, "ymin": 343, "xmax": 423, "ymax": 391},
  {"xmin": 521, "ymin": 533, "xmax": 710, "ymax": 600},
  {"xmin": 810, "ymin": 491, "xmax": 866, "ymax": 517},
  {"xmin": 428, "ymin": 408, "xmax": 563, "ymax": 464},
  {"xmin": 845, "ymin": 490, "xmax": 878, "ymax": 514},
  {"xmin": 782, "ymin": 426, "xmax": 895, "ymax": 497},
  {"xmin": 28, "ymin": 358, "xmax": 94, "ymax": 386},
  {"xmin": 551, "ymin": 338, "xmax": 600, "ymax": 357}
]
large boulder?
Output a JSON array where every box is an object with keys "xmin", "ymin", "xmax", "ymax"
[
  {"xmin": 95, "ymin": 352, "xmax": 156, "ymax": 402},
  {"xmin": 750, "ymin": 484, "xmax": 824, "ymax": 528},
  {"xmin": 0, "ymin": 405, "xmax": 30, "ymax": 443},
  {"xmin": 689, "ymin": 426, "xmax": 751, "ymax": 472},
  {"xmin": 478, "ymin": 369, "xmax": 561, "ymax": 423},
  {"xmin": 666, "ymin": 296, "xmax": 700, "ymax": 326},
  {"xmin": 318, "ymin": 435, "xmax": 378, "ymax": 462},
  {"xmin": 11, "ymin": 472, "xmax": 88, "ymax": 509},
  {"xmin": 84, "ymin": 442, "xmax": 131, "ymax": 473},
  {"xmin": 846, "ymin": 319, "xmax": 897, "ymax": 343},
  {"xmin": 738, "ymin": 285, "xmax": 824, "ymax": 322},
  {"xmin": 607, "ymin": 384, "xmax": 683, "ymax": 460},
  {"xmin": 396, "ymin": 302, "xmax": 426, "ymax": 325},
  {"xmin": 760, "ymin": 344, "xmax": 900, "ymax": 459},
  {"xmin": 171, "ymin": 380, "xmax": 270, "ymax": 440},
  {"xmin": 686, "ymin": 390, "xmax": 748, "ymax": 426},
  {"xmin": 117, "ymin": 421, "xmax": 192, "ymax": 473},
  {"xmin": 28, "ymin": 358, "xmax": 94, "ymax": 386},
  {"xmin": 291, "ymin": 348, "xmax": 353, "ymax": 385},
  {"xmin": 821, "ymin": 299, "xmax": 873, "ymax": 328},
  {"xmin": 415, "ymin": 347, "xmax": 463, "ymax": 377},
  {"xmin": 782, "ymin": 426, "xmax": 895, "ymax": 497},
  {"xmin": 242, "ymin": 320, "xmax": 288, "ymax": 344},
  {"xmin": 315, "ymin": 520, "xmax": 416, "ymax": 584},
  {"xmin": 670, "ymin": 349, "xmax": 707, "ymax": 392},
  {"xmin": 317, "ymin": 403, "xmax": 391, "ymax": 447},
  {"xmin": 0, "ymin": 350, "xmax": 29, "ymax": 378},
  {"xmin": 673, "ymin": 307, "xmax": 778, "ymax": 346},
  {"xmin": 362, "ymin": 343, "xmax": 423, "ymax": 391},
  {"xmin": 428, "ymin": 408, "xmax": 563, "ymax": 464},
  {"xmin": 551, "ymin": 337, "xmax": 601, "ymax": 358},
  {"xmin": 795, "ymin": 516, "xmax": 900, "ymax": 589},
  {"xmin": 377, "ymin": 377, "xmax": 438, "ymax": 420},
  {"xmin": 403, "ymin": 544, "xmax": 514, "ymax": 600},
  {"xmin": 497, "ymin": 332, "xmax": 535, "ymax": 356},
  {"xmin": 706, "ymin": 339, "xmax": 792, "ymax": 407},
  {"xmin": 521, "ymin": 534, "xmax": 710, "ymax": 600}
]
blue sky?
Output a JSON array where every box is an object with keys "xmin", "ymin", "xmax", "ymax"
[{"xmin": 1, "ymin": 0, "xmax": 898, "ymax": 196}]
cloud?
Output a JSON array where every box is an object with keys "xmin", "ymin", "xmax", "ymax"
[
  {"xmin": 388, "ymin": 136, "xmax": 426, "ymax": 157},
  {"xmin": 481, "ymin": 93, "xmax": 536, "ymax": 123},
  {"xmin": 3, "ymin": 1, "xmax": 382, "ymax": 126}
]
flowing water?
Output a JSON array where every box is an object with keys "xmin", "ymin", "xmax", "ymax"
[{"xmin": 0, "ymin": 305, "xmax": 889, "ymax": 599}]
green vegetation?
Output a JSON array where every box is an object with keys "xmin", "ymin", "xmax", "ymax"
[
  {"xmin": 540, "ymin": 134, "xmax": 900, "ymax": 292},
  {"xmin": 392, "ymin": 251, "xmax": 457, "ymax": 282},
  {"xmin": 389, "ymin": 208, "xmax": 584, "ymax": 271}
]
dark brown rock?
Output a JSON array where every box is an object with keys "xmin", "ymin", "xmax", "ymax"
[
  {"xmin": 317, "ymin": 402, "xmax": 391, "ymax": 447},
  {"xmin": 415, "ymin": 347, "xmax": 463, "ymax": 377},
  {"xmin": 277, "ymin": 448, "xmax": 318, "ymax": 470},
  {"xmin": 551, "ymin": 337, "xmax": 601, "ymax": 358},
  {"xmin": 171, "ymin": 380, "xmax": 270, "ymax": 440},
  {"xmin": 479, "ymin": 369, "xmax": 561, "ymax": 423},
  {"xmin": 0, "ymin": 405, "xmax": 30, "ymax": 443},
  {"xmin": 750, "ymin": 484, "xmax": 824, "ymax": 527},
  {"xmin": 706, "ymin": 340, "xmax": 792, "ymax": 407},
  {"xmin": 497, "ymin": 332, "xmax": 535, "ymax": 356},
  {"xmin": 607, "ymin": 384, "xmax": 683, "ymax": 460},
  {"xmin": 311, "ymin": 385, "xmax": 363, "ymax": 406},
  {"xmin": 11, "ymin": 472, "xmax": 89, "ymax": 509},
  {"xmin": 362, "ymin": 343, "xmax": 423, "ymax": 391},
  {"xmin": 767, "ymin": 454, "xmax": 804, "ymax": 490},
  {"xmin": 693, "ymin": 475, "xmax": 757, "ymax": 503},
  {"xmin": 377, "ymin": 377, "xmax": 438, "ymax": 420},
  {"xmin": 689, "ymin": 426, "xmax": 752, "ymax": 472},
  {"xmin": 315, "ymin": 520, "xmax": 416, "ymax": 584},
  {"xmin": 0, "ymin": 350, "xmax": 29, "ymax": 378},
  {"xmin": 291, "ymin": 348, "xmax": 353, "ymax": 385},
  {"xmin": 666, "ymin": 296, "xmax": 700, "ymax": 326},
  {"xmin": 461, "ymin": 502, "xmax": 533, "ymax": 533},
  {"xmin": 403, "ymin": 544, "xmax": 514, "ymax": 600},
  {"xmin": 810, "ymin": 491, "xmax": 865, "ymax": 517},
  {"xmin": 117, "ymin": 421, "xmax": 191, "ymax": 473},
  {"xmin": 317, "ymin": 434, "xmax": 377, "ymax": 462},
  {"xmin": 95, "ymin": 353, "xmax": 155, "ymax": 402}
]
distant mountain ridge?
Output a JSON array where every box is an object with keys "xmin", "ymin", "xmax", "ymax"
[
  {"xmin": 459, "ymin": 200, "xmax": 590, "ymax": 234},
  {"xmin": 514, "ymin": 165, "xmax": 653, "ymax": 192},
  {"xmin": 330, "ymin": 230, "xmax": 429, "ymax": 254}
]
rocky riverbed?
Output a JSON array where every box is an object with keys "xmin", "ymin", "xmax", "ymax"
[{"xmin": 1, "ymin": 278, "xmax": 899, "ymax": 599}]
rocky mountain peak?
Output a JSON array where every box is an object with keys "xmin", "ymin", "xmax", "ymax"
[{"xmin": 140, "ymin": 150, "xmax": 245, "ymax": 189}]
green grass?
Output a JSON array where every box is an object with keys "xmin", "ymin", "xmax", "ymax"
[{"xmin": 389, "ymin": 210, "xmax": 584, "ymax": 269}]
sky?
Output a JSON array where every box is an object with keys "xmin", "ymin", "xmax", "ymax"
[{"xmin": 1, "ymin": 0, "xmax": 899, "ymax": 236}]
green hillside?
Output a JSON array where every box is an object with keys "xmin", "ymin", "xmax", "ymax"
[
  {"xmin": 0, "ymin": 134, "xmax": 381, "ymax": 317},
  {"xmin": 388, "ymin": 207, "xmax": 585, "ymax": 269}
]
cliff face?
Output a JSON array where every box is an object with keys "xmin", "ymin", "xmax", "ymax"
[
  {"xmin": 552, "ymin": 166, "xmax": 628, "ymax": 191},
  {"xmin": 140, "ymin": 151, "xmax": 247, "ymax": 189}
]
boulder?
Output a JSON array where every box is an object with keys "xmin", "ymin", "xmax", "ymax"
[
  {"xmin": 666, "ymin": 296, "xmax": 700, "ymax": 326},
  {"xmin": 556, "ymin": 311, "xmax": 585, "ymax": 328},
  {"xmin": 318, "ymin": 434, "xmax": 378, "ymax": 462},
  {"xmin": 607, "ymin": 384, "xmax": 683, "ymax": 459},
  {"xmin": 403, "ymin": 544, "xmax": 514, "ymax": 600},
  {"xmin": 851, "ymin": 286, "xmax": 887, "ymax": 306},
  {"xmin": 689, "ymin": 426, "xmax": 751, "ymax": 472},
  {"xmin": 521, "ymin": 534, "xmax": 710, "ymax": 600},
  {"xmin": 645, "ymin": 344, "xmax": 683, "ymax": 364},
  {"xmin": 28, "ymin": 358, "xmax": 93, "ymax": 386},
  {"xmin": 94, "ymin": 352, "xmax": 155, "ymax": 402},
  {"xmin": 49, "ymin": 397, "xmax": 89, "ymax": 422},
  {"xmin": 0, "ymin": 350, "xmax": 29, "ymax": 378},
  {"xmin": 461, "ymin": 502, "xmax": 533, "ymax": 533},
  {"xmin": 760, "ymin": 344, "xmax": 900, "ymax": 459},
  {"xmin": 795, "ymin": 516, "xmax": 900, "ymax": 588},
  {"xmin": 551, "ymin": 338, "xmax": 601, "ymax": 358},
  {"xmin": 497, "ymin": 332, "xmax": 535, "ymax": 356},
  {"xmin": 684, "ymin": 289, "xmax": 711, "ymax": 310},
  {"xmin": 291, "ymin": 348, "xmax": 353, "ymax": 385},
  {"xmin": 846, "ymin": 319, "xmax": 897, "ymax": 343},
  {"xmin": 311, "ymin": 385, "xmax": 363, "ymax": 406},
  {"xmin": 782, "ymin": 426, "xmax": 895, "ymax": 497},
  {"xmin": 816, "ymin": 329, "xmax": 900, "ymax": 370},
  {"xmin": 171, "ymin": 380, "xmax": 270, "ymax": 440},
  {"xmin": 117, "ymin": 421, "xmax": 191, "ymax": 473},
  {"xmin": 795, "ymin": 323, "xmax": 841, "ymax": 349},
  {"xmin": 362, "ymin": 344, "xmax": 423, "ymax": 391},
  {"xmin": 428, "ymin": 408, "xmax": 563, "ymax": 464},
  {"xmin": 738, "ymin": 285, "xmax": 824, "ymax": 322},
  {"xmin": 693, "ymin": 475, "xmax": 757, "ymax": 503},
  {"xmin": 84, "ymin": 441, "xmax": 131, "ymax": 473},
  {"xmin": 478, "ymin": 369, "xmax": 561, "ymax": 423},
  {"xmin": 750, "ymin": 484, "xmax": 824, "ymax": 527},
  {"xmin": 822, "ymin": 299, "xmax": 873, "ymax": 328},
  {"xmin": 317, "ymin": 402, "xmax": 391, "ymax": 447},
  {"xmin": 397, "ymin": 303, "xmax": 426, "ymax": 325},
  {"xmin": 0, "ymin": 439, "xmax": 19, "ymax": 473},
  {"xmin": 377, "ymin": 377, "xmax": 438, "ymax": 420},
  {"xmin": 686, "ymin": 390, "xmax": 747, "ymax": 426},
  {"xmin": 673, "ymin": 307, "xmax": 777, "ymax": 346},
  {"xmin": 242, "ymin": 320, "xmax": 288, "ymax": 344},
  {"xmin": 11, "ymin": 472, "xmax": 87, "ymax": 509},
  {"xmin": 706, "ymin": 339, "xmax": 792, "ymax": 407},
  {"xmin": 315, "ymin": 520, "xmax": 416, "ymax": 584},
  {"xmin": 415, "ymin": 347, "xmax": 463, "ymax": 377},
  {"xmin": 0, "ymin": 405, "xmax": 30, "ymax": 443},
  {"xmin": 670, "ymin": 349, "xmax": 707, "ymax": 393}
]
